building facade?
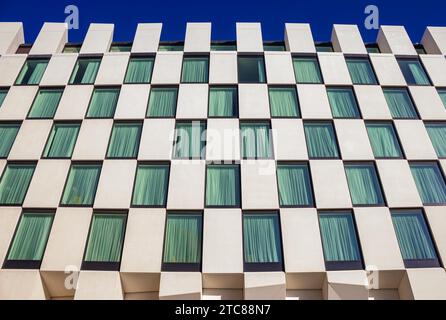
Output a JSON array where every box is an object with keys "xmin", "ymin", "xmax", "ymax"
[{"xmin": 0, "ymin": 22, "xmax": 446, "ymax": 300}]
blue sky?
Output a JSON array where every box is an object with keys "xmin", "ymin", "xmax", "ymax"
[{"xmin": 0, "ymin": 0, "xmax": 444, "ymax": 44}]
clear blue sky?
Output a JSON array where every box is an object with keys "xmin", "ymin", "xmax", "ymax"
[{"xmin": 0, "ymin": 0, "xmax": 444, "ymax": 44}]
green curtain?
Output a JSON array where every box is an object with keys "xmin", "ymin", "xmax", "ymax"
[
  {"xmin": 345, "ymin": 164, "xmax": 384, "ymax": 206},
  {"xmin": 124, "ymin": 57, "xmax": 154, "ymax": 83},
  {"xmin": 132, "ymin": 164, "xmax": 169, "ymax": 206},
  {"xmin": 319, "ymin": 213, "xmax": 361, "ymax": 262},
  {"xmin": 87, "ymin": 88, "xmax": 120, "ymax": 118},
  {"xmin": 438, "ymin": 90, "xmax": 446, "ymax": 109},
  {"xmin": 0, "ymin": 90, "xmax": 7, "ymax": 107},
  {"xmin": 411, "ymin": 163, "xmax": 446, "ymax": 204},
  {"xmin": 392, "ymin": 211, "xmax": 437, "ymax": 260},
  {"xmin": 304, "ymin": 122, "xmax": 339, "ymax": 158},
  {"xmin": 206, "ymin": 165, "xmax": 240, "ymax": 207},
  {"xmin": 173, "ymin": 122, "xmax": 206, "ymax": 159},
  {"xmin": 84, "ymin": 214, "xmax": 126, "ymax": 262},
  {"xmin": 243, "ymin": 213, "xmax": 282, "ymax": 263},
  {"xmin": 293, "ymin": 57, "xmax": 322, "ymax": 84},
  {"xmin": 107, "ymin": 123, "xmax": 142, "ymax": 158},
  {"xmin": 43, "ymin": 123, "xmax": 80, "ymax": 158},
  {"xmin": 15, "ymin": 59, "xmax": 49, "ymax": 85},
  {"xmin": 28, "ymin": 89, "xmax": 63, "ymax": 118},
  {"xmin": 238, "ymin": 56, "xmax": 266, "ymax": 83},
  {"xmin": 7, "ymin": 213, "xmax": 53, "ymax": 261},
  {"xmin": 366, "ymin": 123, "xmax": 403, "ymax": 158},
  {"xmin": 0, "ymin": 164, "xmax": 35, "ymax": 205},
  {"xmin": 240, "ymin": 122, "xmax": 272, "ymax": 159},
  {"xmin": 163, "ymin": 214, "xmax": 202, "ymax": 263},
  {"xmin": 0, "ymin": 124, "xmax": 20, "ymax": 157},
  {"xmin": 181, "ymin": 57, "xmax": 209, "ymax": 83},
  {"xmin": 209, "ymin": 87, "xmax": 238, "ymax": 117},
  {"xmin": 426, "ymin": 123, "xmax": 446, "ymax": 158},
  {"xmin": 346, "ymin": 59, "xmax": 377, "ymax": 84},
  {"xmin": 269, "ymin": 87, "xmax": 300, "ymax": 117},
  {"xmin": 61, "ymin": 164, "xmax": 101, "ymax": 206},
  {"xmin": 147, "ymin": 88, "xmax": 178, "ymax": 117},
  {"xmin": 277, "ymin": 164, "xmax": 313, "ymax": 206},
  {"xmin": 327, "ymin": 88, "xmax": 360, "ymax": 118},
  {"xmin": 69, "ymin": 58, "xmax": 101, "ymax": 84},
  {"xmin": 384, "ymin": 89, "xmax": 418, "ymax": 119},
  {"xmin": 398, "ymin": 60, "xmax": 430, "ymax": 85}
]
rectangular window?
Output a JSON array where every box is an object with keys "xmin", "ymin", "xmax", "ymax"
[
  {"xmin": 263, "ymin": 42, "xmax": 286, "ymax": 52},
  {"xmin": 147, "ymin": 87, "xmax": 178, "ymax": 118},
  {"xmin": 292, "ymin": 56, "xmax": 323, "ymax": 84},
  {"xmin": 366, "ymin": 45, "xmax": 380, "ymax": 54},
  {"xmin": 211, "ymin": 42, "xmax": 237, "ymax": 51},
  {"xmin": 15, "ymin": 59, "xmax": 49, "ymax": 85},
  {"xmin": 124, "ymin": 56, "xmax": 154, "ymax": 84},
  {"xmin": 315, "ymin": 43, "xmax": 334, "ymax": 52},
  {"xmin": 61, "ymin": 164, "xmax": 101, "ymax": 206},
  {"xmin": 43, "ymin": 123, "xmax": 80, "ymax": 158},
  {"xmin": 107, "ymin": 122, "xmax": 143, "ymax": 159},
  {"xmin": 304, "ymin": 122, "xmax": 340, "ymax": 159},
  {"xmin": 208, "ymin": 86, "xmax": 238, "ymax": 118},
  {"xmin": 28, "ymin": 89, "xmax": 63, "ymax": 119},
  {"xmin": 268, "ymin": 87, "xmax": 300, "ymax": 118},
  {"xmin": 346, "ymin": 58, "xmax": 378, "ymax": 85},
  {"xmin": 205, "ymin": 164, "xmax": 240, "ymax": 207},
  {"xmin": 162, "ymin": 213, "xmax": 202, "ymax": 271},
  {"xmin": 0, "ymin": 123, "xmax": 20, "ymax": 158},
  {"xmin": 0, "ymin": 89, "xmax": 7, "ymax": 107},
  {"xmin": 391, "ymin": 210, "xmax": 440, "ymax": 268},
  {"xmin": 0, "ymin": 163, "xmax": 35, "ymax": 205},
  {"xmin": 69, "ymin": 58, "xmax": 101, "ymax": 84},
  {"xmin": 82, "ymin": 213, "xmax": 127, "ymax": 271},
  {"xmin": 132, "ymin": 164, "xmax": 169, "ymax": 207},
  {"xmin": 383, "ymin": 88, "xmax": 418, "ymax": 119},
  {"xmin": 4, "ymin": 212, "xmax": 54, "ymax": 269},
  {"xmin": 345, "ymin": 163, "xmax": 385, "ymax": 206},
  {"xmin": 240, "ymin": 122, "xmax": 273, "ymax": 159},
  {"xmin": 173, "ymin": 121, "xmax": 206, "ymax": 159},
  {"xmin": 366, "ymin": 122, "xmax": 403, "ymax": 158},
  {"xmin": 238, "ymin": 56, "xmax": 266, "ymax": 83},
  {"xmin": 327, "ymin": 87, "xmax": 360, "ymax": 119},
  {"xmin": 86, "ymin": 88, "xmax": 120, "ymax": 118},
  {"xmin": 398, "ymin": 59, "xmax": 431, "ymax": 85},
  {"xmin": 318, "ymin": 212, "xmax": 362, "ymax": 271},
  {"xmin": 110, "ymin": 44, "xmax": 132, "ymax": 52},
  {"xmin": 158, "ymin": 43, "xmax": 184, "ymax": 52},
  {"xmin": 63, "ymin": 45, "xmax": 81, "ymax": 53},
  {"xmin": 426, "ymin": 123, "xmax": 446, "ymax": 158},
  {"xmin": 410, "ymin": 162, "xmax": 446, "ymax": 205},
  {"xmin": 243, "ymin": 212, "xmax": 283, "ymax": 271},
  {"xmin": 438, "ymin": 89, "xmax": 446, "ymax": 109},
  {"xmin": 181, "ymin": 56, "xmax": 209, "ymax": 83},
  {"xmin": 277, "ymin": 163, "xmax": 314, "ymax": 207}
]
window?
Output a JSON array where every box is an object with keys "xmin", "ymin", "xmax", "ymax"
[
  {"xmin": 243, "ymin": 212, "xmax": 283, "ymax": 271},
  {"xmin": 181, "ymin": 56, "xmax": 209, "ymax": 83},
  {"xmin": 327, "ymin": 87, "xmax": 360, "ymax": 118},
  {"xmin": 28, "ymin": 89, "xmax": 63, "ymax": 119},
  {"xmin": 304, "ymin": 122, "xmax": 340, "ymax": 159},
  {"xmin": 391, "ymin": 210, "xmax": 440, "ymax": 268},
  {"xmin": 0, "ymin": 89, "xmax": 7, "ymax": 107},
  {"xmin": 426, "ymin": 123, "xmax": 446, "ymax": 158},
  {"xmin": 205, "ymin": 164, "xmax": 240, "ymax": 207},
  {"xmin": 383, "ymin": 88, "xmax": 418, "ymax": 119},
  {"xmin": 268, "ymin": 87, "xmax": 300, "ymax": 118},
  {"xmin": 318, "ymin": 212, "xmax": 363, "ymax": 271},
  {"xmin": 147, "ymin": 87, "xmax": 178, "ymax": 118},
  {"xmin": 366, "ymin": 45, "xmax": 380, "ymax": 54},
  {"xmin": 0, "ymin": 123, "xmax": 20, "ymax": 158},
  {"xmin": 110, "ymin": 44, "xmax": 132, "ymax": 52},
  {"xmin": 292, "ymin": 56, "xmax": 322, "ymax": 84},
  {"xmin": 410, "ymin": 163, "xmax": 446, "ymax": 205},
  {"xmin": 63, "ymin": 45, "xmax": 81, "ymax": 53},
  {"xmin": 61, "ymin": 163, "xmax": 101, "ymax": 206},
  {"xmin": 15, "ymin": 59, "xmax": 49, "ymax": 85},
  {"xmin": 238, "ymin": 56, "xmax": 266, "ymax": 83},
  {"xmin": 43, "ymin": 123, "xmax": 80, "ymax": 158},
  {"xmin": 107, "ymin": 122, "xmax": 143, "ymax": 159},
  {"xmin": 438, "ymin": 89, "xmax": 446, "ymax": 109},
  {"xmin": 366, "ymin": 122, "xmax": 403, "ymax": 158},
  {"xmin": 0, "ymin": 163, "xmax": 35, "ymax": 205},
  {"xmin": 173, "ymin": 121, "xmax": 206, "ymax": 159},
  {"xmin": 132, "ymin": 164, "xmax": 169, "ymax": 207},
  {"xmin": 15, "ymin": 45, "xmax": 32, "ymax": 54},
  {"xmin": 263, "ymin": 42, "xmax": 286, "ymax": 51},
  {"xmin": 86, "ymin": 88, "xmax": 120, "ymax": 118},
  {"xmin": 240, "ymin": 122, "xmax": 273, "ymax": 159},
  {"xmin": 69, "ymin": 58, "xmax": 101, "ymax": 84},
  {"xmin": 4, "ymin": 212, "xmax": 54, "ymax": 269},
  {"xmin": 315, "ymin": 43, "xmax": 334, "ymax": 52},
  {"xmin": 158, "ymin": 43, "xmax": 184, "ymax": 51},
  {"xmin": 211, "ymin": 42, "xmax": 236, "ymax": 51},
  {"xmin": 398, "ymin": 59, "xmax": 431, "ymax": 85},
  {"xmin": 344, "ymin": 163, "xmax": 385, "ymax": 206},
  {"xmin": 208, "ymin": 86, "xmax": 238, "ymax": 118},
  {"xmin": 277, "ymin": 163, "xmax": 314, "ymax": 207},
  {"xmin": 82, "ymin": 213, "xmax": 127, "ymax": 270},
  {"xmin": 162, "ymin": 213, "xmax": 202, "ymax": 271},
  {"xmin": 124, "ymin": 56, "xmax": 154, "ymax": 84},
  {"xmin": 414, "ymin": 45, "xmax": 427, "ymax": 55},
  {"xmin": 346, "ymin": 58, "xmax": 378, "ymax": 85}
]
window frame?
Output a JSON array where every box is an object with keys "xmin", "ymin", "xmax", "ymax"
[
  {"xmin": 204, "ymin": 162, "xmax": 241, "ymax": 209},
  {"xmin": 292, "ymin": 54, "xmax": 324, "ymax": 84},
  {"xmin": 397, "ymin": 58, "xmax": 432, "ymax": 86},
  {"xmin": 172, "ymin": 120, "xmax": 207, "ymax": 160},
  {"xmin": 180, "ymin": 54, "xmax": 210, "ymax": 84},
  {"xmin": 146, "ymin": 85, "xmax": 179, "ymax": 119},
  {"xmin": 26, "ymin": 87, "xmax": 64, "ymax": 120},
  {"xmin": 41, "ymin": 121, "xmax": 81, "ymax": 159},
  {"xmin": 345, "ymin": 57, "xmax": 379, "ymax": 85},
  {"xmin": 210, "ymin": 41, "xmax": 237, "ymax": 51},
  {"xmin": 207, "ymin": 85, "xmax": 239, "ymax": 118},
  {"xmin": 68, "ymin": 56, "xmax": 102, "ymax": 85},
  {"xmin": 267, "ymin": 85, "xmax": 301, "ymax": 119},
  {"xmin": 105, "ymin": 120, "xmax": 143, "ymax": 159},
  {"xmin": 85, "ymin": 86, "xmax": 121, "ymax": 119},
  {"xmin": 409, "ymin": 161, "xmax": 446, "ymax": 206},
  {"xmin": 382, "ymin": 87, "xmax": 420, "ymax": 120},
  {"xmin": 263, "ymin": 41, "xmax": 286, "ymax": 52},
  {"xmin": 237, "ymin": 54, "xmax": 267, "ymax": 84},
  {"xmin": 123, "ymin": 54, "xmax": 155, "ymax": 84},
  {"xmin": 326, "ymin": 86, "xmax": 362, "ymax": 119},
  {"xmin": 424, "ymin": 121, "xmax": 446, "ymax": 159},
  {"xmin": 0, "ymin": 121, "xmax": 21, "ymax": 159},
  {"xmin": 14, "ymin": 57, "xmax": 50, "ymax": 86},
  {"xmin": 109, "ymin": 42, "xmax": 132, "ymax": 53},
  {"xmin": 303, "ymin": 120, "xmax": 341, "ymax": 160},
  {"xmin": 0, "ymin": 161, "xmax": 36, "ymax": 207},
  {"xmin": 365, "ymin": 120, "xmax": 405, "ymax": 160},
  {"xmin": 0, "ymin": 87, "xmax": 9, "ymax": 108},
  {"xmin": 239, "ymin": 120, "xmax": 275, "ymax": 160}
]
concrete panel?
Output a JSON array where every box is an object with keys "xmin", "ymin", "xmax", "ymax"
[
  {"xmin": 0, "ymin": 55, "xmax": 27, "ymax": 86},
  {"xmin": 176, "ymin": 84, "xmax": 208, "ymax": 119},
  {"xmin": 8, "ymin": 120, "xmax": 52, "ymax": 160},
  {"xmin": 0, "ymin": 207, "xmax": 21, "ymax": 264},
  {"xmin": 377, "ymin": 26, "xmax": 417, "ymax": 56},
  {"xmin": 30, "ymin": 23, "xmax": 67, "ymax": 55},
  {"xmin": 401, "ymin": 268, "xmax": 446, "ymax": 300},
  {"xmin": 80, "ymin": 24, "xmax": 114, "ymax": 54},
  {"xmin": 0, "ymin": 22, "xmax": 24, "ymax": 55},
  {"xmin": 284, "ymin": 23, "xmax": 316, "ymax": 53},
  {"xmin": 72, "ymin": 119, "xmax": 113, "ymax": 160},
  {"xmin": 369, "ymin": 289, "xmax": 400, "ymax": 300},
  {"xmin": 271, "ymin": 119, "xmax": 308, "ymax": 160},
  {"xmin": 244, "ymin": 272, "xmax": 286, "ymax": 300},
  {"xmin": 298, "ymin": 85, "xmax": 332, "ymax": 119},
  {"xmin": 151, "ymin": 52, "xmax": 183, "ymax": 84},
  {"xmin": 159, "ymin": 272, "xmax": 202, "ymax": 300},
  {"xmin": 138, "ymin": 119, "xmax": 174, "ymax": 160},
  {"xmin": 114, "ymin": 84, "xmax": 150, "ymax": 120},
  {"xmin": 40, "ymin": 54, "xmax": 78, "ymax": 86},
  {"xmin": 0, "ymin": 270, "xmax": 47, "ymax": 300},
  {"xmin": 95, "ymin": 53, "xmax": 129, "ymax": 85},
  {"xmin": 54, "ymin": 85, "xmax": 93, "ymax": 120},
  {"xmin": 324, "ymin": 271, "xmax": 369, "ymax": 300},
  {"xmin": 420, "ymin": 55, "xmax": 446, "ymax": 87},
  {"xmin": 238, "ymin": 84, "xmax": 270, "ymax": 119},
  {"xmin": 184, "ymin": 23, "xmax": 211, "ymax": 52},
  {"xmin": 394, "ymin": 120, "xmax": 437, "ymax": 160},
  {"xmin": 286, "ymin": 289, "xmax": 323, "ymax": 300},
  {"xmin": 236, "ymin": 23, "xmax": 263, "ymax": 52},
  {"xmin": 318, "ymin": 53, "xmax": 352, "ymax": 85},
  {"xmin": 209, "ymin": 52, "xmax": 238, "ymax": 84},
  {"xmin": 0, "ymin": 86, "xmax": 38, "ymax": 120},
  {"xmin": 421, "ymin": 27, "xmax": 446, "ymax": 55},
  {"xmin": 331, "ymin": 24, "xmax": 367, "ymax": 55},
  {"xmin": 334, "ymin": 119, "xmax": 374, "ymax": 160},
  {"xmin": 369, "ymin": 54, "xmax": 407, "ymax": 86},
  {"xmin": 75, "ymin": 271, "xmax": 124, "ymax": 300},
  {"xmin": 206, "ymin": 119, "xmax": 240, "ymax": 161},
  {"xmin": 264, "ymin": 52, "xmax": 295, "ymax": 84},
  {"xmin": 132, "ymin": 23, "xmax": 162, "ymax": 53},
  {"xmin": 203, "ymin": 289, "xmax": 243, "ymax": 300},
  {"xmin": 409, "ymin": 86, "xmax": 446, "ymax": 120},
  {"xmin": 424, "ymin": 207, "xmax": 446, "ymax": 267},
  {"xmin": 355, "ymin": 85, "xmax": 392, "ymax": 120},
  {"xmin": 125, "ymin": 292, "xmax": 159, "ymax": 300}
]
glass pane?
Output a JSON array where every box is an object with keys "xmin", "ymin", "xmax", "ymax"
[
  {"xmin": 86, "ymin": 88, "xmax": 120, "ymax": 118},
  {"xmin": 43, "ymin": 123, "xmax": 80, "ymax": 158},
  {"xmin": 69, "ymin": 58, "xmax": 101, "ymax": 84},
  {"xmin": 124, "ymin": 57, "xmax": 154, "ymax": 83},
  {"xmin": 0, "ymin": 89, "xmax": 7, "ymax": 107},
  {"xmin": 206, "ymin": 165, "xmax": 240, "ymax": 207},
  {"xmin": 277, "ymin": 164, "xmax": 313, "ymax": 206},
  {"xmin": 366, "ymin": 123, "xmax": 403, "ymax": 158},
  {"xmin": 0, "ymin": 164, "xmax": 35, "ymax": 205},
  {"xmin": 110, "ymin": 45, "xmax": 131, "ymax": 52},
  {"xmin": 158, "ymin": 44, "xmax": 184, "ymax": 51},
  {"xmin": 238, "ymin": 56, "xmax": 266, "ymax": 83},
  {"xmin": 107, "ymin": 123, "xmax": 142, "ymax": 158},
  {"xmin": 28, "ymin": 89, "xmax": 63, "ymax": 119},
  {"xmin": 264, "ymin": 43, "xmax": 286, "ymax": 51},
  {"xmin": 438, "ymin": 90, "xmax": 446, "ymax": 109},
  {"xmin": 304, "ymin": 122, "xmax": 339, "ymax": 159},
  {"xmin": 346, "ymin": 59, "xmax": 377, "ymax": 85},
  {"xmin": 293, "ymin": 57, "xmax": 322, "ymax": 84},
  {"xmin": 315, "ymin": 45, "xmax": 333, "ymax": 53},
  {"xmin": 384, "ymin": 88, "xmax": 418, "ymax": 119},
  {"xmin": 211, "ymin": 43, "xmax": 237, "ymax": 51},
  {"xmin": 147, "ymin": 87, "xmax": 178, "ymax": 117},
  {"xmin": 181, "ymin": 57, "xmax": 209, "ymax": 83},
  {"xmin": 269, "ymin": 87, "xmax": 300, "ymax": 117},
  {"xmin": 240, "ymin": 122, "xmax": 273, "ymax": 159},
  {"xmin": 398, "ymin": 59, "xmax": 430, "ymax": 85},
  {"xmin": 173, "ymin": 122, "xmax": 206, "ymax": 159},
  {"xmin": 345, "ymin": 164, "xmax": 385, "ymax": 206},
  {"xmin": 410, "ymin": 163, "xmax": 446, "ymax": 205},
  {"xmin": 61, "ymin": 164, "xmax": 101, "ymax": 206},
  {"xmin": 15, "ymin": 59, "xmax": 49, "ymax": 85},
  {"xmin": 327, "ymin": 88, "xmax": 360, "ymax": 118},
  {"xmin": 426, "ymin": 123, "xmax": 446, "ymax": 158},
  {"xmin": 0, "ymin": 123, "xmax": 20, "ymax": 158},
  {"xmin": 366, "ymin": 47, "xmax": 380, "ymax": 54},
  {"xmin": 63, "ymin": 46, "xmax": 80, "ymax": 53},
  {"xmin": 209, "ymin": 87, "xmax": 238, "ymax": 117},
  {"xmin": 132, "ymin": 164, "xmax": 169, "ymax": 206}
]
